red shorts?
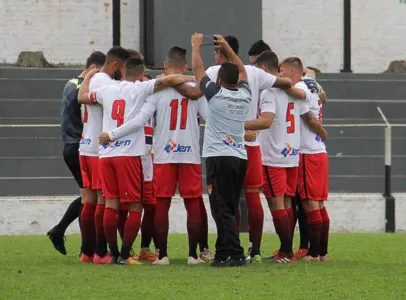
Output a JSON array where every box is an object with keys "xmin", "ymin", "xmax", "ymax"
[
  {"xmin": 79, "ymin": 155, "xmax": 101, "ymax": 190},
  {"xmin": 99, "ymin": 156, "xmax": 143, "ymax": 203},
  {"xmin": 262, "ymin": 166, "xmax": 298, "ymax": 198},
  {"xmin": 244, "ymin": 145, "xmax": 264, "ymax": 189},
  {"xmin": 298, "ymin": 153, "xmax": 329, "ymax": 201},
  {"xmin": 153, "ymin": 163, "xmax": 202, "ymax": 198},
  {"xmin": 143, "ymin": 180, "xmax": 156, "ymax": 205}
]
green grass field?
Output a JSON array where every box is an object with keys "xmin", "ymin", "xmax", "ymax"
[{"xmin": 1, "ymin": 233, "xmax": 405, "ymax": 300}]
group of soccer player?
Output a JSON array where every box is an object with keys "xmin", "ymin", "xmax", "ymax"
[{"xmin": 49, "ymin": 33, "xmax": 330, "ymax": 266}]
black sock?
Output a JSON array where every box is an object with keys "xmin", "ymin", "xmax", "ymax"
[
  {"xmin": 297, "ymin": 198, "xmax": 309, "ymax": 249},
  {"xmin": 55, "ymin": 197, "xmax": 82, "ymax": 235}
]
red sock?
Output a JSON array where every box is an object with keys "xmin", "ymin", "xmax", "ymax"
[
  {"xmin": 245, "ymin": 192, "xmax": 264, "ymax": 256},
  {"xmin": 320, "ymin": 206, "xmax": 330, "ymax": 256},
  {"xmin": 103, "ymin": 207, "xmax": 119, "ymax": 258},
  {"xmin": 80, "ymin": 202, "xmax": 96, "ymax": 256},
  {"xmin": 184, "ymin": 198, "xmax": 202, "ymax": 259},
  {"xmin": 141, "ymin": 203, "xmax": 156, "ymax": 249},
  {"xmin": 154, "ymin": 197, "xmax": 171, "ymax": 258},
  {"xmin": 286, "ymin": 207, "xmax": 295, "ymax": 237},
  {"xmin": 120, "ymin": 211, "xmax": 142, "ymax": 259},
  {"xmin": 307, "ymin": 209, "xmax": 322, "ymax": 257},
  {"xmin": 117, "ymin": 209, "xmax": 128, "ymax": 241},
  {"xmin": 236, "ymin": 207, "xmax": 241, "ymax": 232},
  {"xmin": 271, "ymin": 209, "xmax": 292, "ymax": 254},
  {"xmin": 198, "ymin": 197, "xmax": 209, "ymax": 252},
  {"xmin": 94, "ymin": 203, "xmax": 107, "ymax": 257}
]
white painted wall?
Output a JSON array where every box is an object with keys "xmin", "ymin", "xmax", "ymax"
[
  {"xmin": 0, "ymin": 0, "xmax": 405, "ymax": 72},
  {"xmin": 0, "ymin": 194, "xmax": 400, "ymax": 235}
]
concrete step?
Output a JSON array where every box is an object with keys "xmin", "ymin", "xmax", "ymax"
[
  {"xmin": 0, "ymin": 157, "xmax": 70, "ymax": 177},
  {"xmin": 0, "ymin": 99, "xmax": 60, "ymax": 119},
  {"xmin": 0, "ymin": 126, "xmax": 60, "ymax": 138},
  {"xmin": 0, "ymin": 79, "xmax": 66, "ymax": 99},
  {"xmin": 328, "ymin": 176, "xmax": 405, "ymax": 193},
  {"xmin": 0, "ymin": 137, "xmax": 63, "ymax": 157},
  {"xmin": 0, "ymin": 118, "xmax": 60, "ymax": 125},
  {"xmin": 0, "ymin": 178, "xmax": 78, "ymax": 196},
  {"xmin": 0, "ymin": 67, "xmax": 80, "ymax": 79},
  {"xmin": 325, "ymin": 127, "xmax": 406, "ymax": 138}
]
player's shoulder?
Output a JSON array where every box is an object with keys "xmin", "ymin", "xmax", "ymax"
[
  {"xmin": 295, "ymin": 80, "xmax": 309, "ymax": 90},
  {"xmin": 206, "ymin": 65, "xmax": 220, "ymax": 80},
  {"xmin": 89, "ymin": 72, "xmax": 113, "ymax": 90}
]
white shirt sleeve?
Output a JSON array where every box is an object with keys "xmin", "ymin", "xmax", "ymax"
[
  {"xmin": 108, "ymin": 96, "xmax": 157, "ymax": 141},
  {"xmin": 89, "ymin": 85, "xmax": 109, "ymax": 105},
  {"xmin": 298, "ymin": 99, "xmax": 310, "ymax": 116},
  {"xmin": 255, "ymin": 67, "xmax": 277, "ymax": 90},
  {"xmin": 295, "ymin": 81, "xmax": 312, "ymax": 103},
  {"xmin": 205, "ymin": 66, "xmax": 218, "ymax": 82},
  {"xmin": 132, "ymin": 79, "xmax": 157, "ymax": 103},
  {"xmin": 260, "ymin": 89, "xmax": 277, "ymax": 114},
  {"xmin": 197, "ymin": 97, "xmax": 208, "ymax": 121}
]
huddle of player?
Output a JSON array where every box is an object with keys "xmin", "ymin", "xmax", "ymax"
[{"xmin": 73, "ymin": 34, "xmax": 329, "ymax": 266}]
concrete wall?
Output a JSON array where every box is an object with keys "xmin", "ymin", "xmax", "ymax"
[
  {"xmin": 0, "ymin": 0, "xmax": 405, "ymax": 71},
  {"xmin": 1, "ymin": 194, "xmax": 405, "ymax": 235}
]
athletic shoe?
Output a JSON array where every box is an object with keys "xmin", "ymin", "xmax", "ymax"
[
  {"xmin": 46, "ymin": 227, "xmax": 67, "ymax": 255},
  {"xmin": 153, "ymin": 257, "xmax": 170, "ymax": 265},
  {"xmin": 118, "ymin": 256, "xmax": 142, "ymax": 265},
  {"xmin": 200, "ymin": 248, "xmax": 214, "ymax": 261},
  {"xmin": 129, "ymin": 248, "xmax": 139, "ymax": 261},
  {"xmin": 188, "ymin": 257, "xmax": 205, "ymax": 265},
  {"xmin": 245, "ymin": 247, "xmax": 253, "ymax": 261},
  {"xmin": 139, "ymin": 248, "xmax": 157, "ymax": 262},
  {"xmin": 93, "ymin": 253, "xmax": 114, "ymax": 264},
  {"xmin": 223, "ymin": 257, "xmax": 248, "ymax": 267},
  {"xmin": 302, "ymin": 255, "xmax": 320, "ymax": 262},
  {"xmin": 249, "ymin": 255, "xmax": 262, "ymax": 264},
  {"xmin": 80, "ymin": 254, "xmax": 94, "ymax": 263},
  {"xmin": 320, "ymin": 254, "xmax": 329, "ymax": 262},
  {"xmin": 269, "ymin": 253, "xmax": 293, "ymax": 264},
  {"xmin": 294, "ymin": 248, "xmax": 309, "ymax": 260}
]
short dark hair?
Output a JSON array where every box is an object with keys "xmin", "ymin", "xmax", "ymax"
[
  {"xmin": 248, "ymin": 40, "xmax": 271, "ymax": 56},
  {"xmin": 224, "ymin": 35, "xmax": 239, "ymax": 55},
  {"xmin": 106, "ymin": 46, "xmax": 131, "ymax": 63},
  {"xmin": 85, "ymin": 51, "xmax": 106, "ymax": 68},
  {"xmin": 127, "ymin": 49, "xmax": 144, "ymax": 60},
  {"xmin": 218, "ymin": 62, "xmax": 239, "ymax": 85},
  {"xmin": 256, "ymin": 50, "xmax": 279, "ymax": 70},
  {"xmin": 143, "ymin": 73, "xmax": 152, "ymax": 80},
  {"xmin": 166, "ymin": 46, "xmax": 187, "ymax": 67},
  {"xmin": 124, "ymin": 57, "xmax": 145, "ymax": 77},
  {"xmin": 281, "ymin": 56, "xmax": 304, "ymax": 73}
]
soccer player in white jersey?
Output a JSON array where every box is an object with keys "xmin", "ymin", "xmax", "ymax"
[
  {"xmin": 77, "ymin": 46, "xmax": 131, "ymax": 264},
  {"xmin": 79, "ymin": 58, "xmax": 194, "ymax": 265},
  {"xmin": 252, "ymin": 51, "xmax": 327, "ymax": 263},
  {"xmin": 175, "ymin": 35, "xmax": 292, "ymax": 263},
  {"xmin": 99, "ymin": 47, "xmax": 207, "ymax": 265}
]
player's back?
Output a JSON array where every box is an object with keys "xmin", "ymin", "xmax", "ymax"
[
  {"xmin": 152, "ymin": 86, "xmax": 203, "ymax": 164},
  {"xmin": 80, "ymin": 72, "xmax": 113, "ymax": 156}
]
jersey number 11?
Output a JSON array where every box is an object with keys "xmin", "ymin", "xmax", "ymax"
[{"xmin": 170, "ymin": 98, "xmax": 188, "ymax": 131}]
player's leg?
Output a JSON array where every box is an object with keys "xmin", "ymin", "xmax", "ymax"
[
  {"xmin": 100, "ymin": 158, "xmax": 120, "ymax": 263},
  {"xmin": 216, "ymin": 156, "xmax": 246, "ymax": 267},
  {"xmin": 117, "ymin": 203, "xmax": 128, "ymax": 242},
  {"xmin": 198, "ymin": 196, "xmax": 214, "ymax": 261},
  {"xmin": 284, "ymin": 167, "xmax": 299, "ymax": 254},
  {"xmin": 47, "ymin": 143, "xmax": 83, "ymax": 255},
  {"xmin": 318, "ymin": 153, "xmax": 330, "ymax": 261},
  {"xmin": 179, "ymin": 164, "xmax": 203, "ymax": 265},
  {"xmin": 243, "ymin": 146, "xmax": 265, "ymax": 262},
  {"xmin": 153, "ymin": 163, "xmax": 177, "ymax": 265},
  {"xmin": 93, "ymin": 190, "xmax": 109, "ymax": 263},
  {"xmin": 139, "ymin": 152, "xmax": 157, "ymax": 261},
  {"xmin": 295, "ymin": 154, "xmax": 309, "ymax": 259},
  {"xmin": 263, "ymin": 166, "xmax": 293, "ymax": 262},
  {"xmin": 302, "ymin": 199, "xmax": 322, "ymax": 261}
]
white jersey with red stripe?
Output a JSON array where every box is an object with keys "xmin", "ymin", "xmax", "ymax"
[
  {"xmin": 300, "ymin": 77, "xmax": 327, "ymax": 154},
  {"xmin": 205, "ymin": 64, "xmax": 277, "ymax": 147},
  {"xmin": 79, "ymin": 72, "xmax": 114, "ymax": 156},
  {"xmin": 258, "ymin": 82, "xmax": 310, "ymax": 167},
  {"xmin": 89, "ymin": 79, "xmax": 156, "ymax": 158},
  {"xmin": 142, "ymin": 85, "xmax": 206, "ymax": 164}
]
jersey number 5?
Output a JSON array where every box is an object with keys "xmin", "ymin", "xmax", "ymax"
[
  {"xmin": 286, "ymin": 102, "xmax": 295, "ymax": 134},
  {"xmin": 169, "ymin": 98, "xmax": 188, "ymax": 130},
  {"xmin": 112, "ymin": 99, "xmax": 126, "ymax": 127}
]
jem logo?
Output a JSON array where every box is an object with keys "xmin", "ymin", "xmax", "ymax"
[
  {"xmin": 102, "ymin": 140, "xmax": 131, "ymax": 149},
  {"xmin": 281, "ymin": 143, "xmax": 299, "ymax": 157},
  {"xmin": 223, "ymin": 136, "xmax": 244, "ymax": 149},
  {"xmin": 315, "ymin": 134, "xmax": 325, "ymax": 143},
  {"xmin": 80, "ymin": 138, "xmax": 91, "ymax": 145},
  {"xmin": 164, "ymin": 140, "xmax": 192, "ymax": 153}
]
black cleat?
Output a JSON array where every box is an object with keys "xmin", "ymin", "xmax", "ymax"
[
  {"xmin": 47, "ymin": 227, "xmax": 67, "ymax": 255},
  {"xmin": 210, "ymin": 259, "xmax": 224, "ymax": 268},
  {"xmin": 222, "ymin": 257, "xmax": 248, "ymax": 268}
]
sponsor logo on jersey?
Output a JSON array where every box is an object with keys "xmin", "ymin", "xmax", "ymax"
[
  {"xmin": 315, "ymin": 134, "xmax": 324, "ymax": 143},
  {"xmin": 223, "ymin": 136, "xmax": 244, "ymax": 149},
  {"xmin": 281, "ymin": 143, "xmax": 299, "ymax": 157},
  {"xmin": 80, "ymin": 138, "xmax": 91, "ymax": 145},
  {"xmin": 102, "ymin": 140, "xmax": 132, "ymax": 149},
  {"xmin": 164, "ymin": 140, "xmax": 192, "ymax": 153}
]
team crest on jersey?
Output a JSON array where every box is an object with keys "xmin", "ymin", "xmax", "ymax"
[
  {"xmin": 102, "ymin": 140, "xmax": 131, "ymax": 149},
  {"xmin": 164, "ymin": 140, "xmax": 192, "ymax": 153},
  {"xmin": 223, "ymin": 136, "xmax": 244, "ymax": 149},
  {"xmin": 281, "ymin": 143, "xmax": 299, "ymax": 157}
]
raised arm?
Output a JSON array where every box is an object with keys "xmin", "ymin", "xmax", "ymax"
[
  {"xmin": 153, "ymin": 75, "xmax": 195, "ymax": 93},
  {"xmin": 214, "ymin": 34, "xmax": 247, "ymax": 82},
  {"xmin": 78, "ymin": 68, "xmax": 99, "ymax": 104},
  {"xmin": 191, "ymin": 33, "xmax": 207, "ymax": 86},
  {"xmin": 174, "ymin": 84, "xmax": 203, "ymax": 100}
]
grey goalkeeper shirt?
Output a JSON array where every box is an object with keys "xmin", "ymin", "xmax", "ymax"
[
  {"xmin": 200, "ymin": 76, "xmax": 251, "ymax": 160},
  {"xmin": 61, "ymin": 77, "xmax": 83, "ymax": 144}
]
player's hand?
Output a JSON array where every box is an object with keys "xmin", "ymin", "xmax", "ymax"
[
  {"xmin": 213, "ymin": 35, "xmax": 231, "ymax": 53},
  {"xmin": 99, "ymin": 132, "xmax": 111, "ymax": 145},
  {"xmin": 244, "ymin": 130, "xmax": 257, "ymax": 142},
  {"xmin": 302, "ymin": 78, "xmax": 318, "ymax": 93},
  {"xmin": 85, "ymin": 68, "xmax": 99, "ymax": 79},
  {"xmin": 191, "ymin": 33, "xmax": 203, "ymax": 48},
  {"xmin": 156, "ymin": 73, "xmax": 166, "ymax": 79}
]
